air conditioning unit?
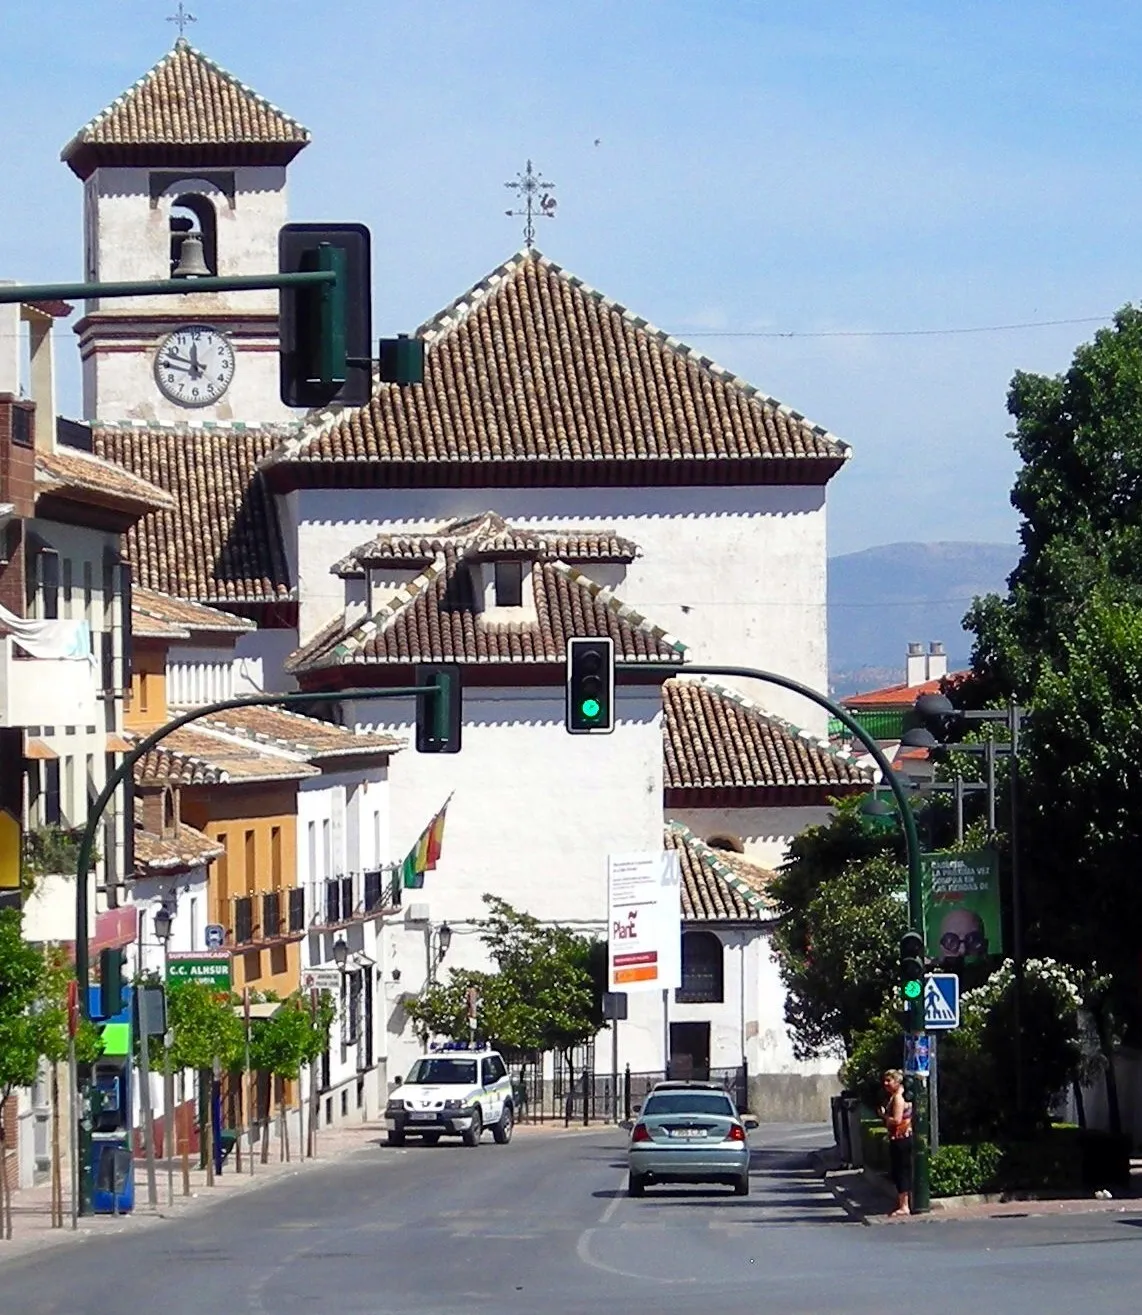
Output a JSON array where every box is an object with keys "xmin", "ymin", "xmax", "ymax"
[{"xmin": 405, "ymin": 903, "xmax": 430, "ymax": 924}]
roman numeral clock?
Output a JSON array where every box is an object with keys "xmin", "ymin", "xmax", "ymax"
[{"xmin": 154, "ymin": 324, "xmax": 236, "ymax": 408}]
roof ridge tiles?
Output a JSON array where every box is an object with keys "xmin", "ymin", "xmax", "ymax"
[
  {"xmin": 666, "ymin": 821, "xmax": 774, "ymax": 919},
  {"xmin": 550, "ymin": 563, "xmax": 688, "ymax": 658}
]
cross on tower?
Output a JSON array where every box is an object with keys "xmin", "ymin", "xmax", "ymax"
[
  {"xmin": 504, "ymin": 160, "xmax": 557, "ymax": 248},
  {"xmin": 167, "ymin": 3, "xmax": 197, "ymax": 39}
]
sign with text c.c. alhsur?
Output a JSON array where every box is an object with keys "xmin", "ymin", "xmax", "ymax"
[
  {"xmin": 167, "ymin": 955, "xmax": 231, "ymax": 991},
  {"xmin": 607, "ymin": 850, "xmax": 681, "ymax": 993}
]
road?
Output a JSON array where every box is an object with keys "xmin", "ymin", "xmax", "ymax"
[{"xmin": 3, "ymin": 1123, "xmax": 1142, "ymax": 1315}]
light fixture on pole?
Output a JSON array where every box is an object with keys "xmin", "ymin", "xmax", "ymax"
[
  {"xmin": 332, "ymin": 938, "xmax": 349, "ymax": 970},
  {"xmin": 152, "ymin": 902, "xmax": 176, "ymax": 1209},
  {"xmin": 153, "ymin": 905, "xmax": 173, "ymax": 945},
  {"xmin": 437, "ymin": 923, "xmax": 452, "ymax": 961}
]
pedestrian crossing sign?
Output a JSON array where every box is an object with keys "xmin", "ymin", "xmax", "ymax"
[{"xmin": 924, "ymin": 973, "xmax": 960, "ymax": 1030}]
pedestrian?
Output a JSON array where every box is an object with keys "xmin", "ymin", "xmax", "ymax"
[{"xmin": 879, "ymin": 1069, "xmax": 912, "ymax": 1218}]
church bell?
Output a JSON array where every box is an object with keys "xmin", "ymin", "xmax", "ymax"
[{"xmin": 172, "ymin": 232, "xmax": 210, "ymax": 278}]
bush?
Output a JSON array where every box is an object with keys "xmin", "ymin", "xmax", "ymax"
[{"xmin": 929, "ymin": 1142, "xmax": 1005, "ymax": 1197}]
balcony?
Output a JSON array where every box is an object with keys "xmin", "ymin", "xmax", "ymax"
[{"xmin": 0, "ymin": 624, "xmax": 97, "ymax": 728}]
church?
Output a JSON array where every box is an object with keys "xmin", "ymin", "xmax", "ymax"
[{"xmin": 58, "ymin": 37, "xmax": 868, "ymax": 1120}]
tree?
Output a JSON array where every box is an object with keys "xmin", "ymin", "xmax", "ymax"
[
  {"xmin": 248, "ymin": 992, "xmax": 332, "ymax": 1163},
  {"xmin": 407, "ymin": 896, "xmax": 603, "ymax": 1063},
  {"xmin": 0, "ymin": 909, "xmax": 44, "ymax": 1240}
]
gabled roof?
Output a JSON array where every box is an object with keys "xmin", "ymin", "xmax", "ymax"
[
  {"xmin": 36, "ymin": 447, "xmax": 175, "ymax": 520},
  {"xmin": 263, "ymin": 250, "xmax": 849, "ymax": 488},
  {"xmin": 134, "ymin": 822, "xmax": 224, "ymax": 873},
  {"xmin": 132, "ymin": 587, "xmax": 257, "ymax": 640},
  {"xmin": 287, "ymin": 541, "xmax": 686, "ymax": 675},
  {"xmin": 842, "ymin": 673, "xmax": 967, "ymax": 710},
  {"xmin": 193, "ymin": 706, "xmax": 403, "ymax": 760},
  {"xmin": 332, "ymin": 511, "xmax": 639, "ymax": 577},
  {"xmin": 62, "ymin": 39, "xmax": 310, "ymax": 177},
  {"xmin": 131, "ymin": 725, "xmax": 320, "ymax": 787},
  {"xmin": 663, "ymin": 677, "xmax": 870, "ymax": 794},
  {"xmin": 665, "ymin": 823, "xmax": 775, "ymax": 922},
  {"xmin": 92, "ymin": 422, "xmax": 294, "ymax": 606}
]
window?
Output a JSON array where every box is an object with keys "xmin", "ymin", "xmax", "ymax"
[
  {"xmin": 307, "ymin": 820, "xmax": 317, "ymax": 883},
  {"xmin": 642, "ymin": 1091, "xmax": 734, "ymax": 1117},
  {"xmin": 271, "ymin": 826, "xmax": 282, "ymax": 889},
  {"xmin": 262, "ymin": 891, "xmax": 281, "ymax": 939},
  {"xmin": 405, "ymin": 1058, "xmax": 476, "ymax": 1086},
  {"xmin": 493, "ymin": 560, "xmax": 524, "ymax": 607},
  {"xmin": 62, "ymin": 561, "xmax": 73, "ymax": 614},
  {"xmin": 233, "ymin": 896, "xmax": 254, "ymax": 944},
  {"xmin": 676, "ymin": 930, "xmax": 724, "ymax": 1004},
  {"xmin": 288, "ymin": 887, "xmax": 306, "ymax": 933},
  {"xmin": 43, "ymin": 759, "xmax": 61, "ymax": 826},
  {"xmin": 169, "ymin": 194, "xmax": 217, "ymax": 276},
  {"xmin": 322, "ymin": 818, "xmax": 331, "ymax": 880},
  {"xmin": 63, "ymin": 756, "xmax": 75, "ymax": 826},
  {"xmin": 39, "ymin": 551, "xmax": 60, "ymax": 620},
  {"xmin": 482, "ymin": 1056, "xmax": 506, "ymax": 1084},
  {"xmin": 244, "ymin": 829, "xmax": 256, "ymax": 894},
  {"xmin": 363, "ymin": 869, "xmax": 383, "ymax": 913},
  {"xmin": 162, "ymin": 788, "xmax": 176, "ymax": 831}
]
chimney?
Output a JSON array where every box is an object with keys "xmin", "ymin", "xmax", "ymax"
[
  {"xmin": 905, "ymin": 642, "xmax": 926, "ymax": 687},
  {"xmin": 927, "ymin": 641, "xmax": 947, "ymax": 683}
]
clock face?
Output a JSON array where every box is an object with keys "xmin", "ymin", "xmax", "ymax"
[{"xmin": 154, "ymin": 325, "xmax": 235, "ymax": 407}]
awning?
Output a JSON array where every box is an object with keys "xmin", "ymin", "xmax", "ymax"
[
  {"xmin": 24, "ymin": 737, "xmax": 58, "ymax": 760},
  {"xmin": 106, "ymin": 733, "xmax": 133, "ymax": 753},
  {"xmin": 234, "ymin": 1001, "xmax": 283, "ymax": 1021}
]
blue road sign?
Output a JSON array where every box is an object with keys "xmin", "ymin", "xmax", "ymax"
[
  {"xmin": 924, "ymin": 973, "xmax": 960, "ymax": 1030},
  {"xmin": 904, "ymin": 1032, "xmax": 930, "ymax": 1077},
  {"xmin": 204, "ymin": 923, "xmax": 225, "ymax": 950}
]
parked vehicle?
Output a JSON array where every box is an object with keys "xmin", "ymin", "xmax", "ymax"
[
  {"xmin": 626, "ymin": 1081, "xmax": 757, "ymax": 1196},
  {"xmin": 384, "ymin": 1042, "xmax": 514, "ymax": 1147}
]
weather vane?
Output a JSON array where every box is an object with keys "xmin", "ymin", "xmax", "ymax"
[
  {"xmin": 504, "ymin": 160, "xmax": 557, "ymax": 248},
  {"xmin": 167, "ymin": 3, "xmax": 197, "ymax": 39}
]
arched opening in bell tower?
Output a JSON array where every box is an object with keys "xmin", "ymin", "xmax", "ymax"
[{"xmin": 169, "ymin": 194, "xmax": 218, "ymax": 276}]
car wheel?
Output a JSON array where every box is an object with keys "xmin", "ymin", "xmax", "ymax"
[
  {"xmin": 461, "ymin": 1111, "xmax": 483, "ymax": 1147},
  {"xmin": 628, "ymin": 1173, "xmax": 647, "ymax": 1197},
  {"xmin": 386, "ymin": 1130, "xmax": 405, "ymax": 1147},
  {"xmin": 492, "ymin": 1103, "xmax": 514, "ymax": 1145},
  {"xmin": 733, "ymin": 1173, "xmax": 750, "ymax": 1196},
  {"xmin": 420, "ymin": 1132, "xmax": 441, "ymax": 1146}
]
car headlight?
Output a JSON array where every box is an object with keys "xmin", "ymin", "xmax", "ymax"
[
  {"xmin": 443, "ymin": 1099, "xmax": 464, "ymax": 1110},
  {"xmin": 386, "ymin": 1099, "xmax": 404, "ymax": 1112}
]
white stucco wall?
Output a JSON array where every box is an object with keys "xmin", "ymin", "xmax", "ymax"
[
  {"xmin": 291, "ymin": 483, "xmax": 829, "ymax": 733},
  {"xmin": 79, "ymin": 165, "xmax": 295, "ymax": 423},
  {"xmin": 665, "ymin": 805, "xmax": 837, "ymax": 872}
]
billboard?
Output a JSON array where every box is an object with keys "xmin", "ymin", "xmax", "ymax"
[
  {"xmin": 607, "ymin": 850, "xmax": 681, "ymax": 993},
  {"xmin": 922, "ymin": 848, "xmax": 1002, "ymax": 966}
]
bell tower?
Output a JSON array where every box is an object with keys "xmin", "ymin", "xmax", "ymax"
[{"xmin": 62, "ymin": 39, "xmax": 310, "ymax": 424}]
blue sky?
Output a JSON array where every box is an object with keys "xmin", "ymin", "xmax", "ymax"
[{"xmin": 2, "ymin": 0, "xmax": 1140, "ymax": 555}]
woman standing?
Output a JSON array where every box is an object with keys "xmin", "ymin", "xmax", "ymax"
[{"xmin": 880, "ymin": 1069, "xmax": 913, "ymax": 1217}]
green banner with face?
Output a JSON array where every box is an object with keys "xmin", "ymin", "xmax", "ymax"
[{"xmin": 922, "ymin": 848, "xmax": 1002, "ymax": 966}]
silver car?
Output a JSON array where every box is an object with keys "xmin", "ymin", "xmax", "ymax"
[{"xmin": 626, "ymin": 1082, "xmax": 757, "ymax": 1196}]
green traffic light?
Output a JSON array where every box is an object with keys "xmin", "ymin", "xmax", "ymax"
[
  {"xmin": 903, "ymin": 979, "xmax": 922, "ymax": 1000},
  {"xmin": 580, "ymin": 698, "xmax": 601, "ymax": 719}
]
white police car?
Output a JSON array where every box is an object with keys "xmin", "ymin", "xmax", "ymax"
[{"xmin": 384, "ymin": 1042, "xmax": 514, "ymax": 1147}]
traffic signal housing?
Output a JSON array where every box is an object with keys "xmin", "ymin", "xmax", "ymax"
[
  {"xmin": 900, "ymin": 930, "xmax": 925, "ymax": 1004},
  {"xmin": 416, "ymin": 664, "xmax": 462, "ymax": 754},
  {"xmin": 566, "ymin": 637, "xmax": 614, "ymax": 734},
  {"xmin": 278, "ymin": 222, "xmax": 371, "ymax": 409},
  {"xmin": 98, "ymin": 947, "xmax": 129, "ymax": 1019}
]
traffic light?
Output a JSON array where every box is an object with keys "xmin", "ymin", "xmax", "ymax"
[
  {"xmin": 98, "ymin": 947, "xmax": 129, "ymax": 1019},
  {"xmin": 416, "ymin": 664, "xmax": 462, "ymax": 754},
  {"xmin": 278, "ymin": 222, "xmax": 371, "ymax": 409},
  {"xmin": 900, "ymin": 930, "xmax": 925, "ymax": 1004},
  {"xmin": 566, "ymin": 637, "xmax": 614, "ymax": 734}
]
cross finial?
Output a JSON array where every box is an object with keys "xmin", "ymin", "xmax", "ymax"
[
  {"xmin": 504, "ymin": 160, "xmax": 557, "ymax": 248},
  {"xmin": 167, "ymin": 3, "xmax": 197, "ymax": 40}
]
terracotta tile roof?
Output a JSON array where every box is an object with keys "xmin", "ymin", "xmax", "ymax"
[
  {"xmin": 62, "ymin": 39, "xmax": 309, "ymax": 175},
  {"xmin": 36, "ymin": 448, "xmax": 175, "ymax": 516},
  {"xmin": 266, "ymin": 251, "xmax": 849, "ymax": 479},
  {"xmin": 663, "ymin": 678, "xmax": 870, "ymax": 791},
  {"xmin": 194, "ymin": 706, "xmax": 403, "ymax": 759},
  {"xmin": 842, "ymin": 674, "xmax": 968, "ymax": 709},
  {"xmin": 131, "ymin": 725, "xmax": 319, "ymax": 787},
  {"xmin": 133, "ymin": 587, "xmax": 256, "ymax": 639},
  {"xmin": 665, "ymin": 823, "xmax": 774, "ymax": 922},
  {"xmin": 92, "ymin": 422, "xmax": 294, "ymax": 604},
  {"xmin": 288, "ymin": 542, "xmax": 686, "ymax": 674},
  {"xmin": 333, "ymin": 512, "xmax": 639, "ymax": 576},
  {"xmin": 134, "ymin": 823, "xmax": 224, "ymax": 872}
]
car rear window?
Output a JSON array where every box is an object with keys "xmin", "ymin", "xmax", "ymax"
[
  {"xmin": 642, "ymin": 1092, "xmax": 736, "ymax": 1116},
  {"xmin": 405, "ymin": 1058, "xmax": 477, "ymax": 1085}
]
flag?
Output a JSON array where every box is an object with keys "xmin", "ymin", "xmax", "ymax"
[
  {"xmin": 425, "ymin": 798, "xmax": 450, "ymax": 869},
  {"xmin": 401, "ymin": 851, "xmax": 423, "ymax": 890},
  {"xmin": 399, "ymin": 796, "xmax": 453, "ymax": 887}
]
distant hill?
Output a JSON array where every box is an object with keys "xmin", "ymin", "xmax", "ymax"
[{"xmin": 828, "ymin": 542, "xmax": 1019, "ymax": 697}]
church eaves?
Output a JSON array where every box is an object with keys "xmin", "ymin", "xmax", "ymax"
[
  {"xmin": 262, "ymin": 250, "xmax": 850, "ymax": 490},
  {"xmin": 62, "ymin": 39, "xmax": 310, "ymax": 177}
]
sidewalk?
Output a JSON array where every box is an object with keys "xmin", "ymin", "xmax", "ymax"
[
  {"xmin": 813, "ymin": 1145, "xmax": 1142, "ymax": 1225},
  {"xmin": 0, "ymin": 1117, "xmax": 611, "ymax": 1265}
]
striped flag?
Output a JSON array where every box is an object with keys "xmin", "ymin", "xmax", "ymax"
[{"xmin": 400, "ymin": 795, "xmax": 453, "ymax": 888}]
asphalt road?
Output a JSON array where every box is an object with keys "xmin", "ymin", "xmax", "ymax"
[{"xmin": 4, "ymin": 1123, "xmax": 1142, "ymax": 1315}]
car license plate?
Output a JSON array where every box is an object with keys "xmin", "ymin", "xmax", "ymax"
[
  {"xmin": 669, "ymin": 1128, "xmax": 706, "ymax": 1139},
  {"xmin": 409, "ymin": 1112, "xmax": 435, "ymax": 1121}
]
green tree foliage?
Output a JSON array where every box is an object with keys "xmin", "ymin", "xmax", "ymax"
[
  {"xmin": 249, "ymin": 993, "xmax": 334, "ymax": 1080},
  {"xmin": 407, "ymin": 896, "xmax": 604, "ymax": 1059},
  {"xmin": 0, "ymin": 908, "xmax": 46, "ymax": 1101},
  {"xmin": 166, "ymin": 979, "xmax": 244, "ymax": 1072},
  {"xmin": 768, "ymin": 798, "xmax": 908, "ymax": 1058}
]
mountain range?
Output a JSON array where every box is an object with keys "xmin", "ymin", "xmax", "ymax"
[{"xmin": 827, "ymin": 541, "xmax": 1020, "ymax": 696}]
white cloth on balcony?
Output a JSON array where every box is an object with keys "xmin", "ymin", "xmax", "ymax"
[{"xmin": 0, "ymin": 602, "xmax": 92, "ymax": 661}]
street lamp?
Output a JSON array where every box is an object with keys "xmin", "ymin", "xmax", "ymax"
[
  {"xmin": 152, "ymin": 903, "xmax": 175, "ymax": 1209},
  {"xmin": 437, "ymin": 923, "xmax": 452, "ymax": 961},
  {"xmin": 332, "ymin": 938, "xmax": 349, "ymax": 970}
]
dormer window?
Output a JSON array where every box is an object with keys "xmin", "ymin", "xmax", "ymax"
[{"xmin": 494, "ymin": 560, "xmax": 524, "ymax": 608}]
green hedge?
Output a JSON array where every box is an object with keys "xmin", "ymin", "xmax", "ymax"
[{"xmin": 860, "ymin": 1122, "xmax": 1131, "ymax": 1198}]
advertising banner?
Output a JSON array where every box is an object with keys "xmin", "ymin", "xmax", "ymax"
[
  {"xmin": 921, "ymin": 848, "xmax": 1002, "ymax": 966},
  {"xmin": 607, "ymin": 851, "xmax": 681, "ymax": 993}
]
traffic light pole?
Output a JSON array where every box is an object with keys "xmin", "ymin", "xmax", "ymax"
[
  {"xmin": 618, "ymin": 660, "xmax": 930, "ymax": 1211},
  {"xmin": 0, "ymin": 270, "xmax": 336, "ymax": 306},
  {"xmin": 73, "ymin": 681, "xmax": 447, "ymax": 1216}
]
